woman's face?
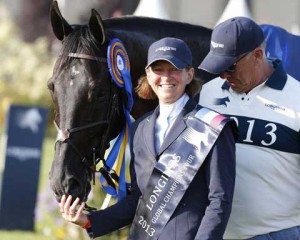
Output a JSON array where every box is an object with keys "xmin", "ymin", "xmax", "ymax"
[{"xmin": 146, "ymin": 61, "xmax": 193, "ymax": 104}]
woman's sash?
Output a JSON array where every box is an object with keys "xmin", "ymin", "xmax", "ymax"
[{"xmin": 128, "ymin": 108, "xmax": 228, "ymax": 239}]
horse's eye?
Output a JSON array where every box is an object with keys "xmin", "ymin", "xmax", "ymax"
[
  {"xmin": 92, "ymin": 89, "xmax": 106, "ymax": 101},
  {"xmin": 47, "ymin": 78, "xmax": 58, "ymax": 103},
  {"xmin": 47, "ymin": 78, "xmax": 54, "ymax": 92}
]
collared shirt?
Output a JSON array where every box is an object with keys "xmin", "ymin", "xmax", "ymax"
[
  {"xmin": 199, "ymin": 59, "xmax": 300, "ymax": 239},
  {"xmin": 155, "ymin": 94, "xmax": 189, "ymax": 152}
]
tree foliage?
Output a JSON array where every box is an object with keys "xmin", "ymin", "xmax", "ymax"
[{"xmin": 0, "ymin": 4, "xmax": 54, "ymax": 127}]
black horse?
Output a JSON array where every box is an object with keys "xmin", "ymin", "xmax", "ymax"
[{"xmin": 48, "ymin": 0, "xmax": 213, "ymax": 203}]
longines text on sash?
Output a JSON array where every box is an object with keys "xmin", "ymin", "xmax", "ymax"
[{"xmin": 146, "ymin": 154, "xmax": 195, "ymax": 224}]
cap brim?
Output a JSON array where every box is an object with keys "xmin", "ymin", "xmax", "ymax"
[
  {"xmin": 198, "ymin": 52, "xmax": 238, "ymax": 74},
  {"xmin": 146, "ymin": 56, "xmax": 187, "ymax": 70}
]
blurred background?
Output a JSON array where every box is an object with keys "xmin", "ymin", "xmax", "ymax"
[{"xmin": 0, "ymin": 0, "xmax": 299, "ymax": 239}]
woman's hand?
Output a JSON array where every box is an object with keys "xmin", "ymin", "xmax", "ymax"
[{"xmin": 59, "ymin": 195, "xmax": 89, "ymax": 227}]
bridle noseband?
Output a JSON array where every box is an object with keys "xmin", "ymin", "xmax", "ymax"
[
  {"xmin": 54, "ymin": 119, "xmax": 109, "ymax": 183},
  {"xmin": 54, "ymin": 119, "xmax": 108, "ymax": 159}
]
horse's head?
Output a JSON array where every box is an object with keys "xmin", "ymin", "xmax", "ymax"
[{"xmin": 48, "ymin": 1, "xmax": 125, "ymax": 202}]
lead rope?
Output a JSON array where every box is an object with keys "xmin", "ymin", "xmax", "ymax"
[{"xmin": 100, "ymin": 38, "xmax": 133, "ymax": 209}]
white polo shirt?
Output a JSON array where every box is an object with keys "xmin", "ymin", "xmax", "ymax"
[{"xmin": 199, "ymin": 60, "xmax": 300, "ymax": 239}]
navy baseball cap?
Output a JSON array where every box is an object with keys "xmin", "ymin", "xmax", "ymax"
[
  {"xmin": 146, "ymin": 37, "xmax": 192, "ymax": 69},
  {"xmin": 199, "ymin": 17, "xmax": 265, "ymax": 74}
]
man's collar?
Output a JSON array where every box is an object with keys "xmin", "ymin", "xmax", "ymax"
[{"xmin": 221, "ymin": 59, "xmax": 288, "ymax": 90}]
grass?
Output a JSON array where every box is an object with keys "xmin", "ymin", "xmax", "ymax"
[
  {"xmin": 0, "ymin": 136, "xmax": 129, "ymax": 240},
  {"xmin": 0, "ymin": 231, "xmax": 54, "ymax": 240}
]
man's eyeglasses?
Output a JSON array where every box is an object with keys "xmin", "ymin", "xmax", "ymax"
[{"xmin": 225, "ymin": 52, "xmax": 250, "ymax": 73}]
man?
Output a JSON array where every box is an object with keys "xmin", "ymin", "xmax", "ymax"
[{"xmin": 198, "ymin": 17, "xmax": 300, "ymax": 240}]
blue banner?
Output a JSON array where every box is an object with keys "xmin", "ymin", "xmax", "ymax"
[
  {"xmin": 261, "ymin": 24, "xmax": 300, "ymax": 81},
  {"xmin": 0, "ymin": 105, "xmax": 48, "ymax": 231}
]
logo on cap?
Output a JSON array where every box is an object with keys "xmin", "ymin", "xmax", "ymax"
[
  {"xmin": 155, "ymin": 46, "xmax": 176, "ymax": 52},
  {"xmin": 211, "ymin": 41, "xmax": 224, "ymax": 49}
]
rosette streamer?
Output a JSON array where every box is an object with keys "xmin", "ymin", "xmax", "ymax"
[{"xmin": 100, "ymin": 38, "xmax": 133, "ymax": 202}]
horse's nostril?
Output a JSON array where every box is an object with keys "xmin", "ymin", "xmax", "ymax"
[
  {"xmin": 67, "ymin": 178, "xmax": 80, "ymax": 191},
  {"xmin": 66, "ymin": 178, "xmax": 85, "ymax": 200}
]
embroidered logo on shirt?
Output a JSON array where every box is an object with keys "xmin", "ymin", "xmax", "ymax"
[
  {"xmin": 213, "ymin": 97, "xmax": 230, "ymax": 107},
  {"xmin": 265, "ymin": 104, "xmax": 285, "ymax": 111}
]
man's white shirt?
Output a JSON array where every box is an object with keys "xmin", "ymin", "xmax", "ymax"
[{"xmin": 199, "ymin": 61, "xmax": 300, "ymax": 239}]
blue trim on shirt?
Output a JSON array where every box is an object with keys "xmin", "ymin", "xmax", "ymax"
[
  {"xmin": 221, "ymin": 59, "xmax": 288, "ymax": 90},
  {"xmin": 227, "ymin": 115, "xmax": 300, "ymax": 154}
]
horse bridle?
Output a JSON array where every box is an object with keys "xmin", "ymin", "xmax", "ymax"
[{"xmin": 54, "ymin": 52, "xmax": 122, "ymax": 187}]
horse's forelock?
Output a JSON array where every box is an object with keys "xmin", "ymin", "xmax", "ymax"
[{"xmin": 57, "ymin": 25, "xmax": 103, "ymax": 68}]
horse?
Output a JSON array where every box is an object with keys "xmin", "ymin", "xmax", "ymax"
[{"xmin": 48, "ymin": 0, "xmax": 214, "ymax": 204}]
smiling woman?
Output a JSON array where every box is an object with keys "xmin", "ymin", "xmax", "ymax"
[{"xmin": 145, "ymin": 61, "xmax": 194, "ymax": 104}]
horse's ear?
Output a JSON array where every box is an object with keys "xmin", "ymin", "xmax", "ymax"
[
  {"xmin": 50, "ymin": 0, "xmax": 73, "ymax": 41},
  {"xmin": 89, "ymin": 9, "xmax": 106, "ymax": 45}
]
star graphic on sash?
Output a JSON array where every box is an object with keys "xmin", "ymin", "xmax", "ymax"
[{"xmin": 182, "ymin": 127, "xmax": 209, "ymax": 151}]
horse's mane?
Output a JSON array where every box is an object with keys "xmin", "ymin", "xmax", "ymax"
[
  {"xmin": 54, "ymin": 15, "xmax": 214, "ymax": 85},
  {"xmin": 104, "ymin": 16, "xmax": 212, "ymax": 35}
]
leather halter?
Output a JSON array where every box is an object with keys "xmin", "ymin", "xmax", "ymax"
[{"xmin": 54, "ymin": 52, "xmax": 120, "ymax": 186}]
